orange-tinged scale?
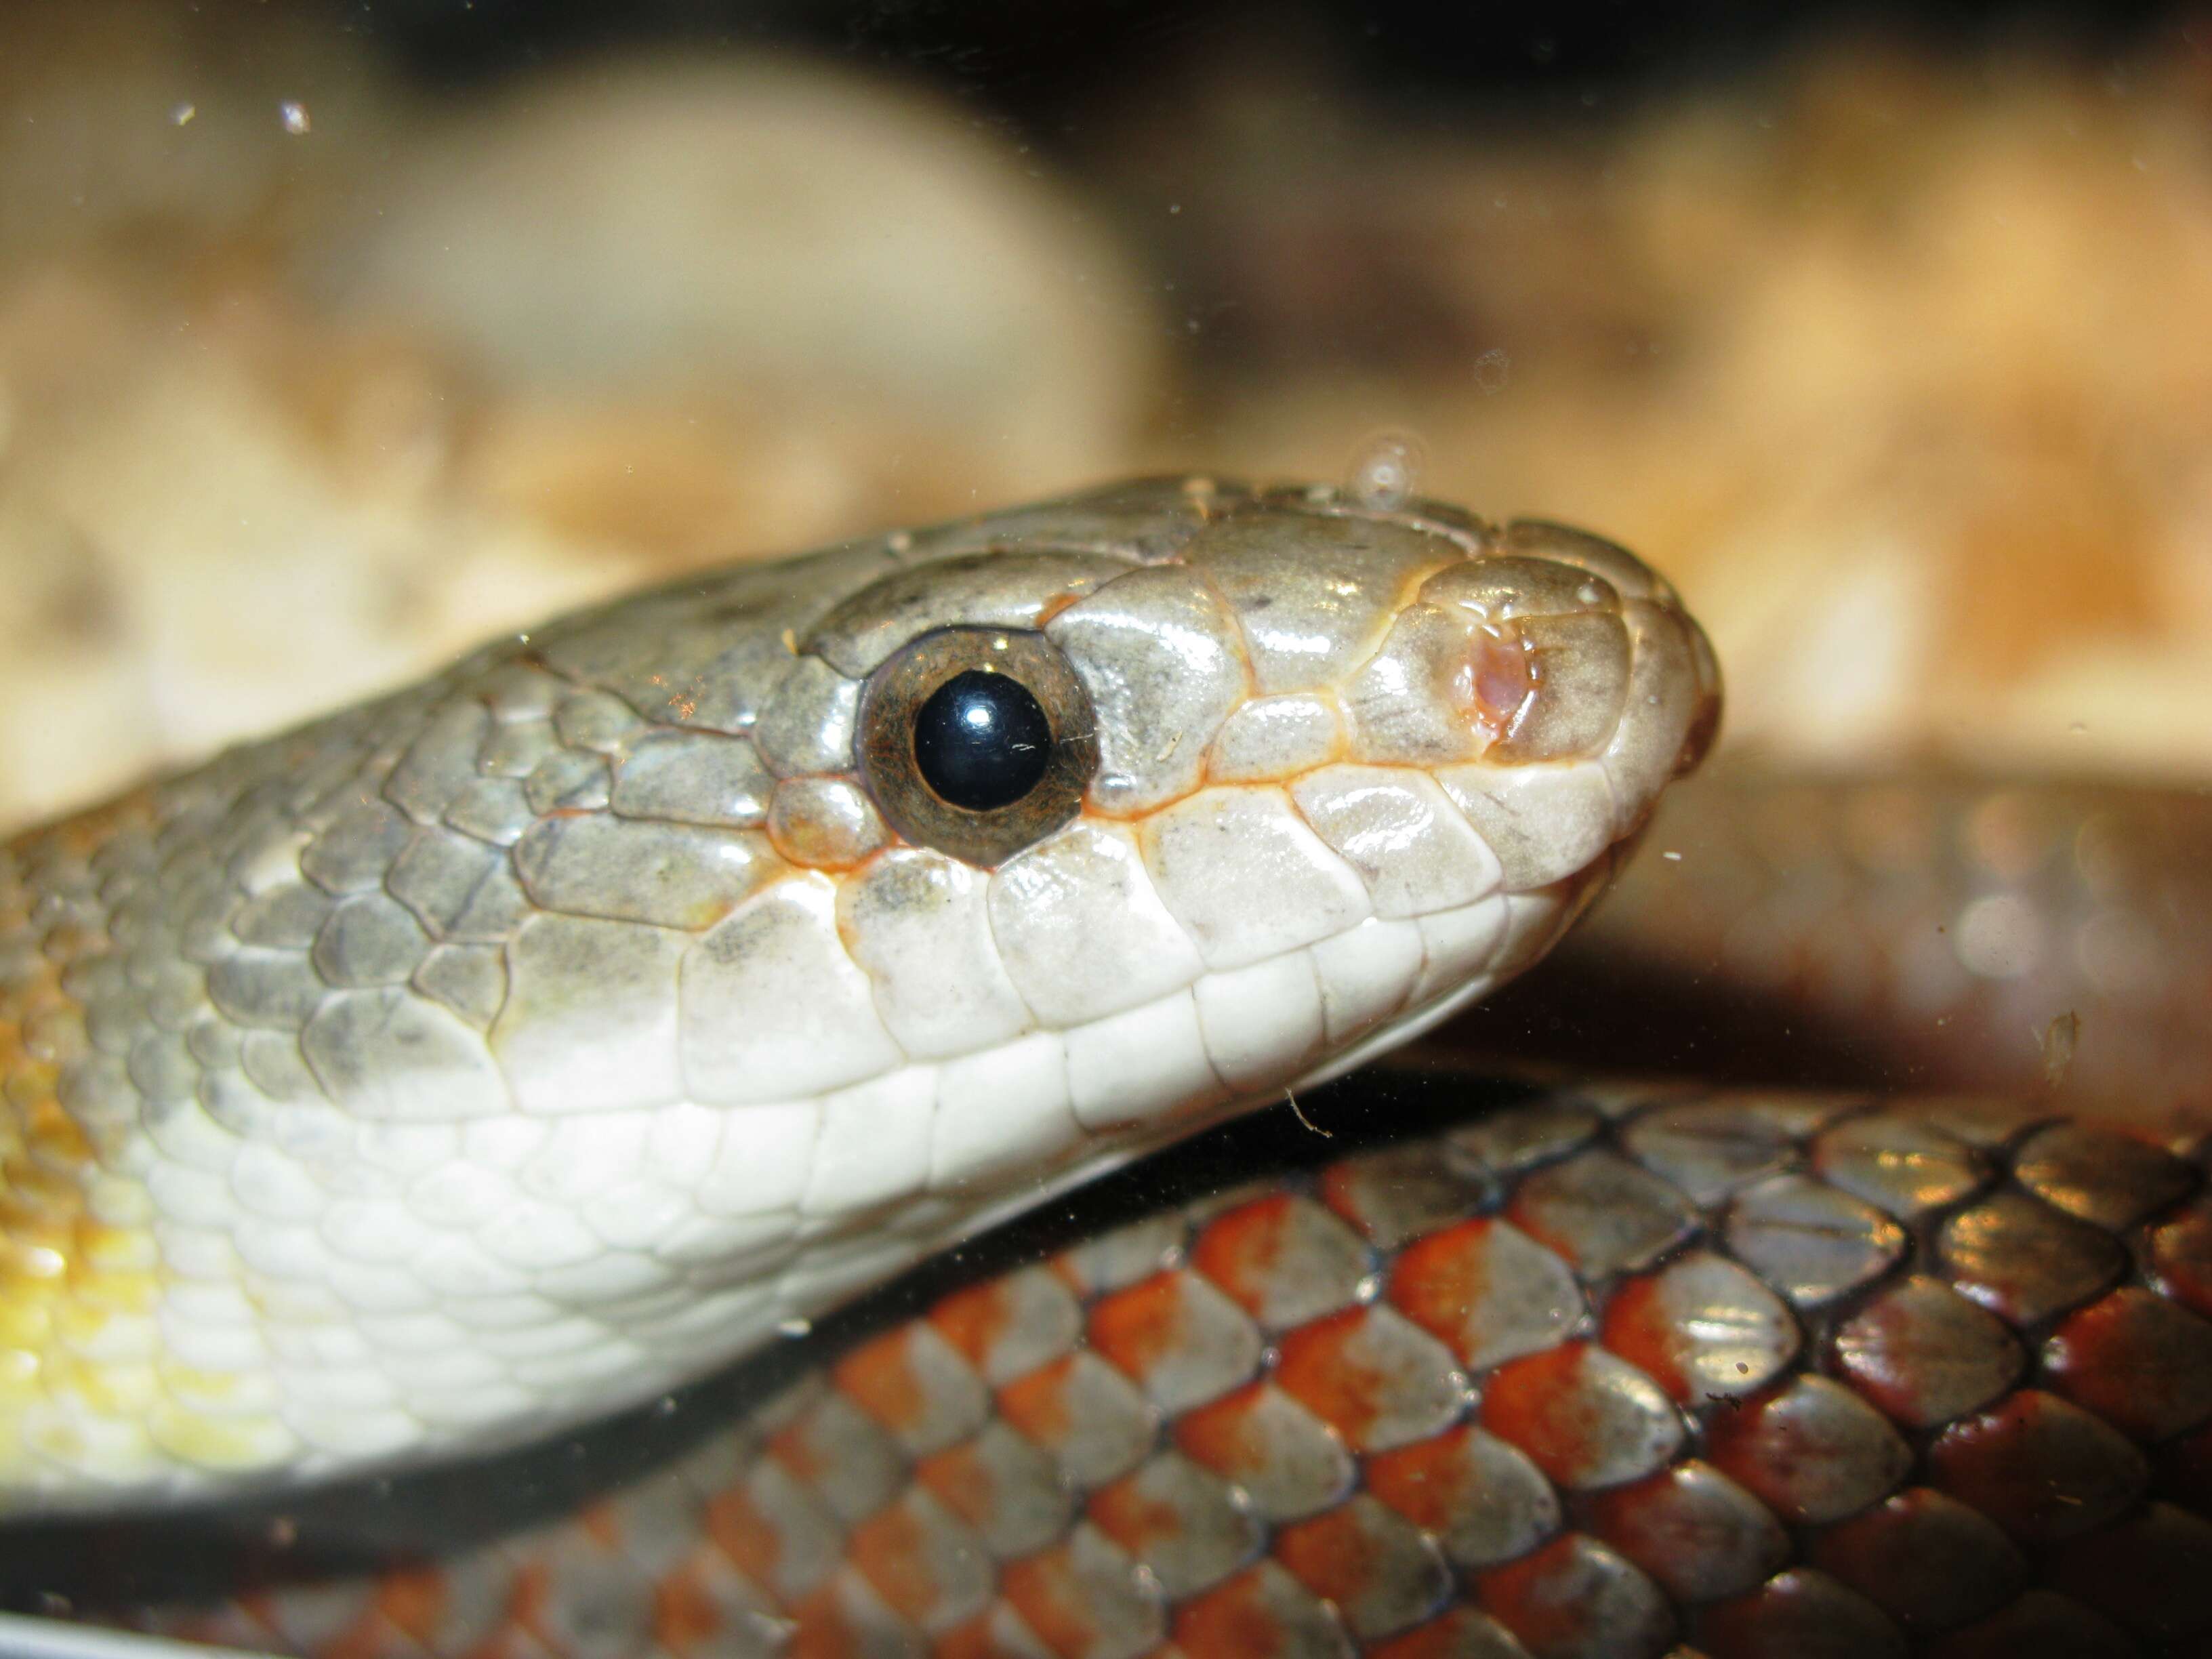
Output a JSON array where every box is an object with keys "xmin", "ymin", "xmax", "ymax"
[
  {"xmin": 1173, "ymin": 1382, "xmax": 1271, "ymax": 1480},
  {"xmin": 21, "ymin": 1092, "xmax": 89, "ymax": 1159},
  {"xmin": 1087, "ymin": 1272, "xmax": 1191, "ymax": 1385},
  {"xmin": 1925, "ymin": 1390, "xmax": 2141, "ymax": 1545},
  {"xmin": 12, "ymin": 979, "xmax": 72, "ymax": 1025},
  {"xmin": 1000, "ymin": 1544, "xmax": 1111, "ymax": 1659},
  {"xmin": 832, "ymin": 1327, "xmax": 931, "ymax": 1437},
  {"xmin": 1, "ymin": 1170, "xmax": 81, "ymax": 1223},
  {"xmin": 1473, "ymin": 1535, "xmax": 1615, "ymax": 1656},
  {"xmin": 1188, "ymin": 1193, "xmax": 1298, "ymax": 1318},
  {"xmin": 1370, "ymin": 1607, "xmax": 1514, "ymax": 1659},
  {"xmin": 996, "ymin": 1357, "xmax": 1078, "ymax": 1446},
  {"xmin": 462, "ymin": 1626, "xmax": 542, "ymax": 1659},
  {"xmin": 576, "ymin": 1498, "xmax": 623, "ymax": 1549},
  {"xmin": 1087, "ymin": 1471, "xmax": 1185, "ymax": 1561},
  {"xmin": 1363, "ymin": 1425, "xmax": 1483, "ymax": 1532},
  {"xmin": 653, "ymin": 1564, "xmax": 731, "ymax": 1656},
  {"xmin": 53, "ymin": 791, "xmax": 156, "ymax": 857},
  {"xmin": 2042, "ymin": 1286, "xmax": 2212, "ymax": 1443},
  {"xmin": 928, "ymin": 1277, "xmax": 1020, "ymax": 1373},
  {"xmin": 915, "ymin": 1442, "xmax": 999, "ymax": 1532},
  {"xmin": 505, "ymin": 1560, "xmax": 554, "ymax": 1651},
  {"xmin": 1478, "ymin": 1343, "xmax": 1605, "ymax": 1485},
  {"xmin": 1315, "ymin": 1161, "xmax": 1376, "ymax": 1237},
  {"xmin": 2150, "ymin": 1204, "xmax": 2212, "ymax": 1319},
  {"xmin": 1385, "ymin": 1219, "xmax": 1496, "ymax": 1362},
  {"xmin": 1168, "ymin": 1568, "xmax": 1287, "ymax": 1659},
  {"xmin": 373, "ymin": 1566, "xmax": 450, "ymax": 1647},
  {"xmin": 33, "ymin": 924, "xmax": 100, "ymax": 966},
  {"xmin": 1045, "ymin": 1255, "xmax": 1086, "ymax": 1297},
  {"xmin": 787, "ymin": 1601, "xmax": 862, "ymax": 1659},
  {"xmin": 704, "ymin": 1488, "xmax": 786, "ymax": 1589},
  {"xmin": 932, "ymin": 1612, "xmax": 1019, "ymax": 1659},
  {"xmin": 1600, "ymin": 1275, "xmax": 1692, "ymax": 1401},
  {"xmin": 847, "ymin": 1503, "xmax": 945, "ymax": 1624},
  {"xmin": 7, "ymin": 1047, "xmax": 49, "ymax": 1102},
  {"xmin": 1271, "ymin": 1504, "xmax": 1383, "ymax": 1606},
  {"xmin": 315, "ymin": 1605, "xmax": 396, "ymax": 1659},
  {"xmin": 1271, "ymin": 1306, "xmax": 1392, "ymax": 1446},
  {"xmin": 769, "ymin": 1417, "xmax": 832, "ymax": 1487}
]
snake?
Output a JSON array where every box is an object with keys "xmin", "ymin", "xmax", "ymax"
[{"xmin": 0, "ymin": 477, "xmax": 2206, "ymax": 1656}]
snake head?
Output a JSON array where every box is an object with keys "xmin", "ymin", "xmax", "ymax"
[
  {"xmin": 516, "ymin": 474, "xmax": 1723, "ymax": 1256},
  {"xmin": 0, "ymin": 475, "xmax": 1717, "ymax": 1506},
  {"xmin": 753, "ymin": 476, "xmax": 1723, "ymax": 1139}
]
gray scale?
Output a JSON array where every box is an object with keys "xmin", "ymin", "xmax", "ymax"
[
  {"xmin": 312, "ymin": 893, "xmax": 432, "ymax": 988},
  {"xmin": 1105, "ymin": 1452, "xmax": 1259, "ymax": 1599},
  {"xmin": 476, "ymin": 718, "xmax": 562, "ymax": 779},
  {"xmin": 1725, "ymin": 1174, "xmax": 1906, "ymax": 1307},
  {"xmin": 300, "ymin": 800, "xmax": 415, "ymax": 895},
  {"xmin": 1507, "ymin": 1149, "xmax": 1696, "ymax": 1277},
  {"xmin": 521, "ymin": 748, "xmax": 611, "ymax": 815},
  {"xmin": 384, "ymin": 698, "xmax": 493, "ymax": 826},
  {"xmin": 1197, "ymin": 1195, "xmax": 1371, "ymax": 1330},
  {"xmin": 1314, "ymin": 1496, "xmax": 1452, "ymax": 1639},
  {"xmin": 748, "ymin": 656, "xmax": 861, "ymax": 778},
  {"xmin": 1620, "ymin": 1096, "xmax": 1801, "ymax": 1203},
  {"xmin": 205, "ymin": 947, "xmax": 329, "ymax": 1031},
  {"xmin": 951, "ymin": 1422, "xmax": 1073, "ymax": 1559},
  {"xmin": 1425, "ymin": 1429, "xmax": 1562, "ymax": 1569},
  {"xmin": 441, "ymin": 777, "xmax": 536, "ymax": 846},
  {"xmin": 412, "ymin": 943, "xmax": 508, "ymax": 1030},
  {"xmin": 386, "ymin": 830, "xmax": 529, "ymax": 944},
  {"xmin": 779, "ymin": 1392, "xmax": 914, "ymax": 1527},
  {"xmin": 1044, "ymin": 565, "xmax": 1250, "ymax": 813},
  {"xmin": 804, "ymin": 550, "xmax": 1132, "ymax": 681},
  {"xmin": 512, "ymin": 815, "xmax": 779, "ymax": 930},
  {"xmin": 1934, "ymin": 1191, "xmax": 2126, "ymax": 1327},
  {"xmin": 552, "ymin": 690, "xmax": 644, "ymax": 752},
  {"xmin": 608, "ymin": 729, "xmax": 773, "ymax": 828}
]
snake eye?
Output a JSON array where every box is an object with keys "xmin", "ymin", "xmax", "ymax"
[
  {"xmin": 914, "ymin": 672, "xmax": 1053, "ymax": 808},
  {"xmin": 857, "ymin": 627, "xmax": 1098, "ymax": 867}
]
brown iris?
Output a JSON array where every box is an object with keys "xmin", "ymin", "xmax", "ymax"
[{"xmin": 855, "ymin": 627, "xmax": 1098, "ymax": 867}]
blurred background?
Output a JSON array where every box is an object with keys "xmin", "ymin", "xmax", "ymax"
[{"xmin": 2, "ymin": 0, "xmax": 2210, "ymax": 830}]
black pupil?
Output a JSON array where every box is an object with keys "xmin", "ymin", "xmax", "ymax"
[{"xmin": 912, "ymin": 670, "xmax": 1053, "ymax": 811}]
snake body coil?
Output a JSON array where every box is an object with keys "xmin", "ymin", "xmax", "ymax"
[{"xmin": 14, "ymin": 483, "xmax": 2203, "ymax": 1656}]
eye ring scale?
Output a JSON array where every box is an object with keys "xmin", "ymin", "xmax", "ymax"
[{"xmin": 855, "ymin": 626, "xmax": 1099, "ymax": 867}]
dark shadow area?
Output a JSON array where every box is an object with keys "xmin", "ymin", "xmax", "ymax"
[
  {"xmin": 358, "ymin": 0, "xmax": 2196, "ymax": 117},
  {"xmin": 1448, "ymin": 945, "xmax": 1936, "ymax": 1094}
]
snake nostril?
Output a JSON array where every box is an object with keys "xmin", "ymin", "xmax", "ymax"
[{"xmin": 1465, "ymin": 623, "xmax": 1537, "ymax": 745}]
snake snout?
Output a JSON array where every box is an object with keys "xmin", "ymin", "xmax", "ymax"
[{"xmin": 1485, "ymin": 520, "xmax": 1721, "ymax": 789}]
